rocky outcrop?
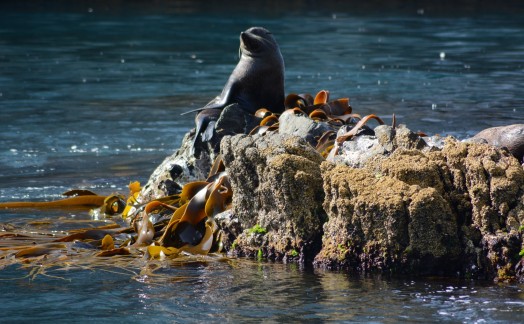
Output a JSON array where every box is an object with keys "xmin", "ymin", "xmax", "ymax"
[
  {"xmin": 141, "ymin": 117, "xmax": 524, "ymax": 281},
  {"xmin": 138, "ymin": 131, "xmax": 215, "ymax": 202},
  {"xmin": 277, "ymin": 111, "xmax": 334, "ymax": 147}
]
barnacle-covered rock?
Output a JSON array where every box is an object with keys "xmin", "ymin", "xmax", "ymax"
[
  {"xmin": 315, "ymin": 162, "xmax": 461, "ymax": 274},
  {"xmin": 316, "ymin": 137, "xmax": 524, "ymax": 281},
  {"xmin": 220, "ymin": 133, "xmax": 326, "ymax": 262}
]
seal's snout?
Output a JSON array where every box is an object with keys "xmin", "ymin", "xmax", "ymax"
[
  {"xmin": 240, "ymin": 31, "xmax": 257, "ymax": 51},
  {"xmin": 240, "ymin": 31, "xmax": 251, "ymax": 43}
]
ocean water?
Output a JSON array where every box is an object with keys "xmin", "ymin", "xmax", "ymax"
[{"xmin": 1, "ymin": 1, "xmax": 523, "ymax": 322}]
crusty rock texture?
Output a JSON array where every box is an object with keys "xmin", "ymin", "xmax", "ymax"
[
  {"xmin": 220, "ymin": 133, "xmax": 327, "ymax": 262},
  {"xmin": 315, "ymin": 138, "xmax": 524, "ymax": 280},
  {"xmin": 138, "ymin": 131, "xmax": 216, "ymax": 202},
  {"xmin": 142, "ymin": 117, "xmax": 524, "ymax": 281}
]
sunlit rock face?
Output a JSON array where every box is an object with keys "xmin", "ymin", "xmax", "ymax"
[
  {"xmin": 316, "ymin": 137, "xmax": 524, "ymax": 280},
  {"xmin": 220, "ymin": 133, "xmax": 326, "ymax": 262}
]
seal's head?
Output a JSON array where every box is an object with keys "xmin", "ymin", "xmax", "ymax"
[{"xmin": 239, "ymin": 27, "xmax": 280, "ymax": 58}]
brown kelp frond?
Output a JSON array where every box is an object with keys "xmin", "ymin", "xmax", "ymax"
[
  {"xmin": 156, "ymin": 173, "xmax": 231, "ymax": 256},
  {"xmin": 336, "ymin": 114, "xmax": 385, "ymax": 143},
  {"xmin": 0, "ymin": 195, "xmax": 107, "ymax": 209},
  {"xmin": 314, "ymin": 89, "xmax": 329, "ymax": 105},
  {"xmin": 207, "ymin": 154, "xmax": 225, "ymax": 180},
  {"xmin": 309, "ymin": 108, "xmax": 328, "ymax": 120},
  {"xmin": 102, "ymin": 194, "xmax": 127, "ymax": 215},
  {"xmin": 0, "ymin": 173, "xmax": 235, "ymax": 273},
  {"xmin": 281, "ymin": 91, "xmax": 354, "ymax": 123},
  {"xmin": 284, "ymin": 93, "xmax": 313, "ymax": 109},
  {"xmin": 255, "ymin": 108, "xmax": 273, "ymax": 119},
  {"xmin": 122, "ymin": 181, "xmax": 142, "ymax": 219},
  {"xmin": 0, "ymin": 175, "xmax": 232, "ymax": 268},
  {"xmin": 248, "ymin": 124, "xmax": 279, "ymax": 136},
  {"xmin": 260, "ymin": 115, "xmax": 279, "ymax": 126},
  {"xmin": 315, "ymin": 130, "xmax": 337, "ymax": 157}
]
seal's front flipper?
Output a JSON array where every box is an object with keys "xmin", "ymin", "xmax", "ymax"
[{"xmin": 191, "ymin": 109, "xmax": 221, "ymax": 158}]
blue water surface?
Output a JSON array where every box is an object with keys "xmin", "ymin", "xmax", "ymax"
[{"xmin": 1, "ymin": 1, "xmax": 523, "ymax": 322}]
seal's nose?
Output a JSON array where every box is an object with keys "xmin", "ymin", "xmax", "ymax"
[{"xmin": 240, "ymin": 31, "xmax": 249, "ymax": 44}]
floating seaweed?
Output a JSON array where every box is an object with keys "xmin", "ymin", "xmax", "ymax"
[{"xmin": 0, "ymin": 173, "xmax": 233, "ymax": 278}]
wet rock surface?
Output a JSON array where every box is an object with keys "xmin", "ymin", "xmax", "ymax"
[{"xmin": 143, "ymin": 118, "xmax": 524, "ymax": 281}]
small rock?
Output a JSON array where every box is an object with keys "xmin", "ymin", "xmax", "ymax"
[
  {"xmin": 278, "ymin": 111, "xmax": 334, "ymax": 147},
  {"xmin": 470, "ymin": 124, "xmax": 524, "ymax": 162}
]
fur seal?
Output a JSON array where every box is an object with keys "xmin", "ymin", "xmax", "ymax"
[
  {"xmin": 182, "ymin": 26, "xmax": 285, "ymax": 115},
  {"xmin": 185, "ymin": 27, "xmax": 285, "ymax": 156}
]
